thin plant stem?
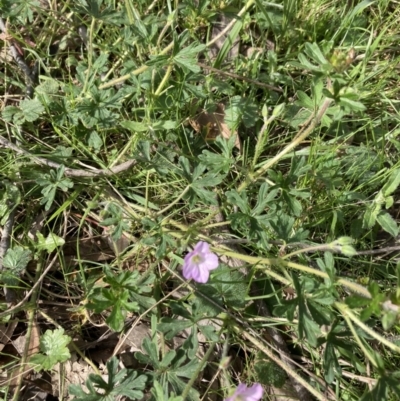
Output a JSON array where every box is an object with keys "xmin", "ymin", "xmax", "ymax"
[
  {"xmin": 215, "ymin": 248, "xmax": 371, "ymax": 298},
  {"xmin": 100, "ymin": 0, "xmax": 255, "ymax": 90},
  {"xmin": 337, "ymin": 304, "xmax": 378, "ymax": 368},
  {"xmin": 238, "ymin": 97, "xmax": 333, "ymax": 193},
  {"xmin": 156, "ymin": 185, "xmax": 190, "ymax": 216},
  {"xmin": 181, "ymin": 334, "xmax": 221, "ymax": 401},
  {"xmin": 154, "ymin": 63, "xmax": 173, "ymax": 96},
  {"xmin": 237, "ymin": 326, "xmax": 329, "ymax": 401},
  {"xmin": 337, "ymin": 303, "xmax": 400, "ymax": 354}
]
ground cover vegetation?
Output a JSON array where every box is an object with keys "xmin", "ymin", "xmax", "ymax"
[{"xmin": 1, "ymin": 0, "xmax": 400, "ymax": 400}]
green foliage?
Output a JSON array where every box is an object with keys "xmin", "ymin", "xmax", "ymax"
[
  {"xmin": 151, "ymin": 380, "xmax": 183, "ymax": 401},
  {"xmin": 30, "ymin": 328, "xmax": 71, "ymax": 371},
  {"xmin": 1, "ymin": 1, "xmax": 400, "ymax": 400},
  {"xmin": 135, "ymin": 337, "xmax": 200, "ymax": 401},
  {"xmin": 100, "ymin": 202, "xmax": 130, "ymax": 242},
  {"xmin": 87, "ymin": 267, "xmax": 156, "ymax": 332},
  {"xmin": 0, "ymin": 182, "xmax": 20, "ymax": 225},
  {"xmin": 2, "ymin": 99, "xmax": 45, "ymax": 124},
  {"xmin": 35, "ymin": 232, "xmax": 65, "ymax": 253},
  {"xmin": 36, "ymin": 165, "xmax": 74, "ymax": 211},
  {"xmin": 69, "ymin": 356, "xmax": 147, "ymax": 401},
  {"xmin": 0, "ymin": 246, "xmax": 31, "ymax": 286},
  {"xmin": 362, "ymin": 169, "xmax": 400, "ymax": 237}
]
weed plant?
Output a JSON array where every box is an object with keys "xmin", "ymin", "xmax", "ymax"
[{"xmin": 1, "ymin": 0, "xmax": 400, "ymax": 400}]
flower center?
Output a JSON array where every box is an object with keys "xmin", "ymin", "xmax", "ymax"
[{"xmin": 191, "ymin": 254, "xmax": 203, "ymax": 264}]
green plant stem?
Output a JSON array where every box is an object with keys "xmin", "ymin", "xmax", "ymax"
[
  {"xmin": 156, "ymin": 184, "xmax": 190, "ymax": 216},
  {"xmin": 99, "ymin": 41, "xmax": 174, "ymax": 89},
  {"xmin": 214, "ymin": 248, "xmax": 371, "ymax": 298},
  {"xmin": 252, "ymin": 113, "xmax": 278, "ymax": 169},
  {"xmin": 336, "ymin": 303, "xmax": 378, "ymax": 368},
  {"xmin": 236, "ymin": 325, "xmax": 328, "ymax": 401},
  {"xmin": 154, "ymin": 63, "xmax": 173, "ymax": 96},
  {"xmin": 282, "ymin": 243, "xmax": 339, "ymax": 259},
  {"xmin": 336, "ymin": 302, "xmax": 400, "ymax": 354},
  {"xmin": 181, "ymin": 333, "xmax": 221, "ymax": 401},
  {"xmin": 238, "ymin": 97, "xmax": 333, "ymax": 193},
  {"xmin": 99, "ymin": 0, "xmax": 255, "ymax": 90}
]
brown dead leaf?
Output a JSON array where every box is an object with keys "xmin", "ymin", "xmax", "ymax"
[
  {"xmin": 189, "ymin": 103, "xmax": 241, "ymax": 150},
  {"xmin": 63, "ymin": 354, "xmax": 96, "ymax": 401}
]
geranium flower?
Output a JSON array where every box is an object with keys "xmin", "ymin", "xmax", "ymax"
[
  {"xmin": 182, "ymin": 241, "xmax": 218, "ymax": 283},
  {"xmin": 224, "ymin": 383, "xmax": 263, "ymax": 401}
]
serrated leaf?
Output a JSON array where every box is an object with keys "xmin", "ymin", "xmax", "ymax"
[
  {"xmin": 376, "ymin": 211, "xmax": 399, "ymax": 237},
  {"xmin": 174, "ymin": 43, "xmax": 205, "ymax": 72},
  {"xmin": 69, "ymin": 356, "xmax": 147, "ymax": 400},
  {"xmin": 2, "ymin": 106, "xmax": 19, "ymax": 122},
  {"xmin": 19, "ymin": 98, "xmax": 45, "ymax": 122},
  {"xmin": 324, "ymin": 341, "xmax": 341, "ymax": 383},
  {"xmin": 30, "ymin": 328, "xmax": 71, "ymax": 371},
  {"xmin": 2, "ymin": 246, "xmax": 32, "ymax": 273},
  {"xmin": 36, "ymin": 78, "xmax": 60, "ymax": 94},
  {"xmin": 92, "ymin": 52, "xmax": 109, "ymax": 70}
]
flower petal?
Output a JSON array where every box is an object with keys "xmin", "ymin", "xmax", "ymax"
[
  {"xmin": 240, "ymin": 383, "xmax": 263, "ymax": 401},
  {"xmin": 223, "ymin": 383, "xmax": 263, "ymax": 401},
  {"xmin": 198, "ymin": 253, "xmax": 219, "ymax": 271},
  {"xmin": 195, "ymin": 241, "xmax": 210, "ymax": 253}
]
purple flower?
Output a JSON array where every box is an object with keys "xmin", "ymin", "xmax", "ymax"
[
  {"xmin": 224, "ymin": 383, "xmax": 263, "ymax": 401},
  {"xmin": 182, "ymin": 241, "xmax": 218, "ymax": 283}
]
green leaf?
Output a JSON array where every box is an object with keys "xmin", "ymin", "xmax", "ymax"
[
  {"xmin": 151, "ymin": 380, "xmax": 184, "ymax": 401},
  {"xmin": 174, "ymin": 43, "xmax": 206, "ymax": 72},
  {"xmin": 69, "ymin": 356, "xmax": 147, "ymax": 400},
  {"xmin": 376, "ymin": 211, "xmax": 399, "ymax": 237},
  {"xmin": 304, "ymin": 42, "xmax": 328, "ymax": 65},
  {"xmin": 152, "ymin": 120, "xmax": 177, "ymax": 130},
  {"xmin": 224, "ymin": 96, "xmax": 242, "ymax": 131},
  {"xmin": 339, "ymin": 97, "xmax": 366, "ymax": 112},
  {"xmin": 226, "ymin": 190, "xmax": 249, "ymax": 213},
  {"xmin": 2, "ymin": 106, "xmax": 20, "ymax": 122},
  {"xmin": 296, "ymin": 54, "xmax": 320, "ymax": 71},
  {"xmin": 36, "ymin": 232, "xmax": 65, "ymax": 253},
  {"xmin": 382, "ymin": 169, "xmax": 400, "ymax": 197},
  {"xmin": 36, "ymin": 78, "xmax": 60, "ymax": 95},
  {"xmin": 296, "ymin": 90, "xmax": 314, "ymax": 109},
  {"xmin": 30, "ymin": 328, "xmax": 71, "ymax": 371},
  {"xmin": 323, "ymin": 341, "xmax": 341, "ymax": 383},
  {"xmin": 120, "ymin": 120, "xmax": 149, "ymax": 132},
  {"xmin": 158, "ymin": 318, "xmax": 193, "ymax": 340},
  {"xmin": 2, "ymin": 246, "xmax": 32, "ymax": 274},
  {"xmin": 213, "ymin": 16, "xmax": 242, "ymax": 68},
  {"xmin": 88, "ymin": 131, "xmax": 103, "ymax": 151},
  {"xmin": 19, "ymin": 98, "xmax": 45, "ymax": 122}
]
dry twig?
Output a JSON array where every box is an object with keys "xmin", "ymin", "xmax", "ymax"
[{"xmin": 0, "ymin": 134, "xmax": 136, "ymax": 177}]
